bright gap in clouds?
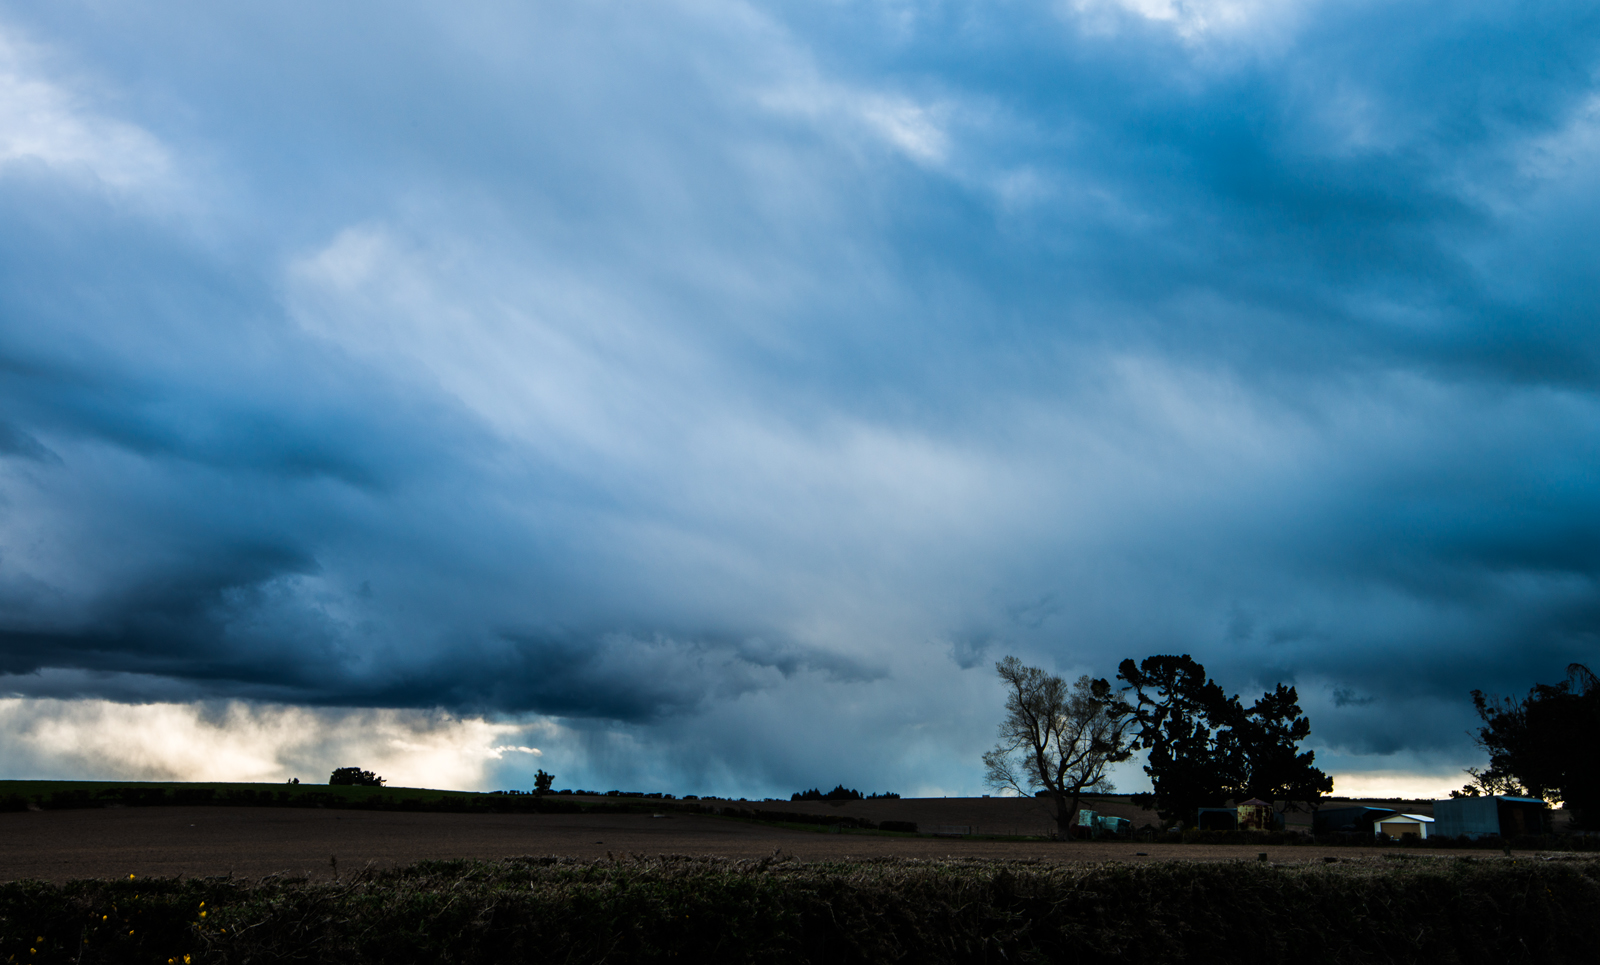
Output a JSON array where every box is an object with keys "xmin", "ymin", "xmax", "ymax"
[
  {"xmin": 1329, "ymin": 771, "xmax": 1471, "ymax": 802},
  {"xmin": 0, "ymin": 698, "xmax": 548, "ymax": 790}
]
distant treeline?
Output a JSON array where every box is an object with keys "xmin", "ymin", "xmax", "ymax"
[
  {"xmin": 790, "ymin": 785, "xmax": 900, "ymax": 802},
  {"xmin": 5, "ymin": 855, "xmax": 1596, "ymax": 964}
]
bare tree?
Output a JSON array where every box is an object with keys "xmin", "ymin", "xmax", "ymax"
[{"xmin": 983, "ymin": 656, "xmax": 1136, "ymax": 837}]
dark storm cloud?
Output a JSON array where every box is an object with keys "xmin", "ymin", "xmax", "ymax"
[{"xmin": 1, "ymin": 0, "xmax": 1598, "ymax": 793}]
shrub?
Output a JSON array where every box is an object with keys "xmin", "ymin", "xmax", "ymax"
[{"xmin": 329, "ymin": 767, "xmax": 385, "ymax": 786}]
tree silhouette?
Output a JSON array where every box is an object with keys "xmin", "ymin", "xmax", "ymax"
[
  {"xmin": 1464, "ymin": 663, "xmax": 1600, "ymax": 829},
  {"xmin": 1235, "ymin": 683, "xmax": 1334, "ymax": 808},
  {"xmin": 983, "ymin": 656, "xmax": 1136, "ymax": 836},
  {"xmin": 1119, "ymin": 655, "xmax": 1330, "ymax": 826},
  {"xmin": 1118, "ymin": 655, "xmax": 1241, "ymax": 825},
  {"xmin": 329, "ymin": 767, "xmax": 385, "ymax": 787}
]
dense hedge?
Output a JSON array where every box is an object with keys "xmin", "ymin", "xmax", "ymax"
[{"xmin": 2, "ymin": 855, "xmax": 1596, "ymax": 964}]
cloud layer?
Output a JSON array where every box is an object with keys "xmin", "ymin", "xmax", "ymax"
[{"xmin": 0, "ymin": 0, "xmax": 1598, "ymax": 796}]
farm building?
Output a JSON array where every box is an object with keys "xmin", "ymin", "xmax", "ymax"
[
  {"xmin": 1313, "ymin": 806, "xmax": 1396, "ymax": 836},
  {"xmin": 1374, "ymin": 813, "xmax": 1434, "ymax": 839},
  {"xmin": 1433, "ymin": 796, "xmax": 1549, "ymax": 839},
  {"xmin": 1236, "ymin": 798, "xmax": 1276, "ymax": 831}
]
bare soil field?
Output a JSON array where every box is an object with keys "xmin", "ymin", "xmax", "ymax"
[{"xmin": 1, "ymin": 804, "xmax": 1460, "ymax": 883}]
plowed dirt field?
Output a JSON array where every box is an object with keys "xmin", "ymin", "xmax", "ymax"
[{"xmin": 4, "ymin": 805, "xmax": 1431, "ymax": 883}]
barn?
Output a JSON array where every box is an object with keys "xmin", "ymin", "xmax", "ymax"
[{"xmin": 1433, "ymin": 796, "xmax": 1549, "ymax": 840}]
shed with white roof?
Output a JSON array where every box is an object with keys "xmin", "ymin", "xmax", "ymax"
[{"xmin": 1374, "ymin": 813, "xmax": 1434, "ymax": 840}]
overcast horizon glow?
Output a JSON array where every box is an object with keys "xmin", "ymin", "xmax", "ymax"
[{"xmin": 2, "ymin": 0, "xmax": 1598, "ymax": 802}]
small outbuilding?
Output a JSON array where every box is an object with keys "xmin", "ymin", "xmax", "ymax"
[
  {"xmin": 1374, "ymin": 813, "xmax": 1434, "ymax": 840},
  {"xmin": 1236, "ymin": 798, "xmax": 1276, "ymax": 831}
]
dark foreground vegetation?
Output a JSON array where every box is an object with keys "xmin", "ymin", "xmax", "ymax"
[{"xmin": 3, "ymin": 855, "xmax": 1597, "ymax": 965}]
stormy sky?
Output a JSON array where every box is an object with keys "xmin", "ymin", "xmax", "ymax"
[{"xmin": 2, "ymin": 0, "xmax": 1598, "ymax": 797}]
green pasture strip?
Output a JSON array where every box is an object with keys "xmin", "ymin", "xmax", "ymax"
[
  {"xmin": 3, "ymin": 855, "xmax": 1597, "ymax": 965},
  {"xmin": 0, "ymin": 781, "xmax": 622, "ymax": 814},
  {"xmin": 0, "ymin": 780, "xmax": 463, "ymax": 800}
]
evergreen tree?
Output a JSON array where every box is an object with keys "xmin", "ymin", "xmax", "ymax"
[{"xmin": 1118, "ymin": 655, "xmax": 1330, "ymax": 826}]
